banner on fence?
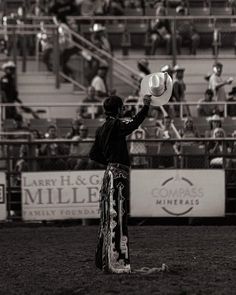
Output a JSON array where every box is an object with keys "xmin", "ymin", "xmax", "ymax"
[
  {"xmin": 22, "ymin": 171, "xmax": 103, "ymax": 220},
  {"xmin": 0, "ymin": 172, "xmax": 6, "ymax": 221},
  {"xmin": 130, "ymin": 170, "xmax": 225, "ymax": 217}
]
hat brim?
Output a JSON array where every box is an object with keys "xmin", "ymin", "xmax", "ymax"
[
  {"xmin": 140, "ymin": 73, "xmax": 173, "ymax": 106},
  {"xmin": 208, "ymin": 117, "xmax": 222, "ymax": 122},
  {"xmin": 89, "ymin": 27, "xmax": 105, "ymax": 33}
]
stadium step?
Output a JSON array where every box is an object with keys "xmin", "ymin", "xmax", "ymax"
[{"xmin": 17, "ymin": 71, "xmax": 85, "ymax": 119}]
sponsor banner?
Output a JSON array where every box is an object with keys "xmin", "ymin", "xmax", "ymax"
[
  {"xmin": 0, "ymin": 172, "xmax": 6, "ymax": 221},
  {"xmin": 130, "ymin": 170, "xmax": 225, "ymax": 217},
  {"xmin": 22, "ymin": 171, "xmax": 104, "ymax": 221}
]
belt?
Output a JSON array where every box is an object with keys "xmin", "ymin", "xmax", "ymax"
[{"xmin": 108, "ymin": 162, "xmax": 130, "ymax": 172}]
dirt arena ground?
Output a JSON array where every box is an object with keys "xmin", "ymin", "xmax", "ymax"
[{"xmin": 0, "ymin": 225, "xmax": 236, "ymax": 295}]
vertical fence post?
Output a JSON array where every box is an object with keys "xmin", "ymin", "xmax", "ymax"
[
  {"xmin": 36, "ymin": 31, "xmax": 40, "ymax": 71},
  {"xmin": 108, "ymin": 57, "xmax": 113, "ymax": 93},
  {"xmin": 22, "ymin": 32, "xmax": 27, "ymax": 73},
  {"xmin": 6, "ymin": 144, "xmax": 11, "ymax": 220},
  {"xmin": 171, "ymin": 18, "xmax": 177, "ymax": 67},
  {"xmin": 53, "ymin": 27, "xmax": 60, "ymax": 89},
  {"xmin": 13, "ymin": 27, "xmax": 18, "ymax": 86}
]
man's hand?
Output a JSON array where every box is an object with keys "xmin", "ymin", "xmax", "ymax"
[{"xmin": 143, "ymin": 95, "xmax": 152, "ymax": 106}]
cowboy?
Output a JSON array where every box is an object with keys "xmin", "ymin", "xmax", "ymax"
[
  {"xmin": 0, "ymin": 61, "xmax": 22, "ymax": 121},
  {"xmin": 90, "ymin": 72, "xmax": 172, "ymax": 274}
]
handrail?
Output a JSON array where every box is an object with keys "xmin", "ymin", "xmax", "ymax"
[
  {"xmin": 65, "ymin": 26, "xmax": 139, "ymax": 91},
  {"xmin": 59, "ymin": 72, "xmax": 86, "ymax": 91},
  {"xmin": 0, "ymin": 138, "xmax": 235, "ymax": 144},
  {"xmin": 68, "ymin": 15, "xmax": 236, "ymax": 21},
  {"xmin": 68, "ymin": 27, "xmax": 140, "ymax": 77},
  {"xmin": 4, "ymin": 15, "xmax": 236, "ymax": 21},
  {"xmin": 1, "ymin": 101, "xmax": 236, "ymax": 107}
]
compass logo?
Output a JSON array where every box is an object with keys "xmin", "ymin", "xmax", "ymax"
[{"xmin": 152, "ymin": 173, "xmax": 204, "ymax": 216}]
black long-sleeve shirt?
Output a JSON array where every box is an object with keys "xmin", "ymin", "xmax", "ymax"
[
  {"xmin": 0, "ymin": 74, "xmax": 21, "ymax": 103},
  {"xmin": 89, "ymin": 105, "xmax": 149, "ymax": 166}
]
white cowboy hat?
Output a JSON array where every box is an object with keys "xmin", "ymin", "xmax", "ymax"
[
  {"xmin": 173, "ymin": 64, "xmax": 185, "ymax": 72},
  {"xmin": 208, "ymin": 114, "xmax": 222, "ymax": 122},
  {"xmin": 140, "ymin": 72, "xmax": 173, "ymax": 106},
  {"xmin": 2, "ymin": 61, "xmax": 16, "ymax": 70},
  {"xmin": 90, "ymin": 23, "xmax": 106, "ymax": 32}
]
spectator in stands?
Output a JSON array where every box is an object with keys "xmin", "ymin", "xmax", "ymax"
[
  {"xmin": 37, "ymin": 22, "xmax": 53, "ymax": 71},
  {"xmin": 14, "ymin": 143, "xmax": 29, "ymax": 186},
  {"xmin": 208, "ymin": 62, "xmax": 233, "ymax": 116},
  {"xmin": 88, "ymin": 23, "xmax": 112, "ymax": 80},
  {"xmin": 68, "ymin": 125, "xmax": 93, "ymax": 169},
  {"xmin": 131, "ymin": 59, "xmax": 151, "ymax": 95},
  {"xmin": 160, "ymin": 64, "xmax": 173, "ymax": 116},
  {"xmin": 130, "ymin": 127, "xmax": 148, "ymax": 168},
  {"xmin": 15, "ymin": 128, "xmax": 42, "ymax": 176},
  {"xmin": 171, "ymin": 64, "xmax": 191, "ymax": 117},
  {"xmin": 226, "ymin": 130, "xmax": 236, "ymax": 182},
  {"xmin": 0, "ymin": 61, "xmax": 23, "ymax": 121},
  {"xmin": 208, "ymin": 127, "xmax": 230, "ymax": 168},
  {"xmin": 227, "ymin": 86, "xmax": 236, "ymax": 116},
  {"xmin": 228, "ymin": 0, "xmax": 236, "ymax": 9},
  {"xmin": 90, "ymin": 23, "xmax": 112, "ymax": 54},
  {"xmin": 155, "ymin": 115, "xmax": 179, "ymax": 168},
  {"xmin": 149, "ymin": 6, "xmax": 172, "ymax": 55},
  {"xmin": 29, "ymin": 0, "xmax": 45, "ymax": 16},
  {"xmin": 48, "ymin": 0, "xmax": 78, "ymax": 23},
  {"xmin": 175, "ymin": 5, "xmax": 200, "ymax": 55},
  {"xmin": 205, "ymin": 114, "xmax": 222, "ymax": 138},
  {"xmin": 78, "ymin": 0, "xmax": 106, "ymax": 16},
  {"xmin": 106, "ymin": 0, "xmax": 125, "ymax": 15},
  {"xmin": 123, "ymin": 96, "xmax": 138, "ymax": 118},
  {"xmin": 137, "ymin": 58, "xmax": 151, "ymax": 78},
  {"xmin": 56, "ymin": 18, "xmax": 79, "ymax": 78},
  {"xmin": 197, "ymin": 89, "xmax": 219, "ymax": 117},
  {"xmin": 40, "ymin": 124, "xmax": 68, "ymax": 170},
  {"xmin": 160, "ymin": 64, "xmax": 173, "ymax": 78},
  {"xmin": 167, "ymin": 0, "xmax": 186, "ymax": 7},
  {"xmin": 91, "ymin": 64, "xmax": 109, "ymax": 99},
  {"xmin": 66, "ymin": 118, "xmax": 83, "ymax": 139},
  {"xmin": 126, "ymin": 0, "xmax": 145, "ymax": 9},
  {"xmin": 78, "ymin": 86, "xmax": 103, "ymax": 119},
  {"xmin": 179, "ymin": 117, "xmax": 199, "ymax": 139}
]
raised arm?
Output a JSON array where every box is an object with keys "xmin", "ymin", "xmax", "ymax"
[{"xmin": 117, "ymin": 95, "xmax": 151, "ymax": 137}]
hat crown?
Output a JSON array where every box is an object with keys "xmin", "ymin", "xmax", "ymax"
[
  {"xmin": 92, "ymin": 23, "xmax": 105, "ymax": 32},
  {"xmin": 148, "ymin": 73, "xmax": 165, "ymax": 97},
  {"xmin": 140, "ymin": 71, "xmax": 173, "ymax": 107},
  {"xmin": 210, "ymin": 114, "xmax": 221, "ymax": 121}
]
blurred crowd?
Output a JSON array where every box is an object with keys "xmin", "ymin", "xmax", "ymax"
[{"xmin": 1, "ymin": 0, "xmax": 236, "ymax": 180}]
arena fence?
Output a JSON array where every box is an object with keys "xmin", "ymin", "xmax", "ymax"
[{"xmin": 0, "ymin": 137, "xmax": 235, "ymax": 221}]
